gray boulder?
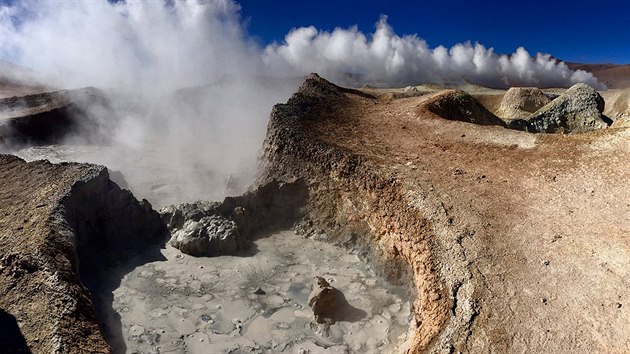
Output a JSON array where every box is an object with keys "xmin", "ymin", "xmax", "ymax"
[
  {"xmin": 169, "ymin": 215, "xmax": 244, "ymax": 256},
  {"xmin": 498, "ymin": 87, "xmax": 550, "ymax": 119},
  {"xmin": 160, "ymin": 179, "xmax": 307, "ymax": 257},
  {"xmin": 510, "ymin": 83, "xmax": 611, "ymax": 133}
]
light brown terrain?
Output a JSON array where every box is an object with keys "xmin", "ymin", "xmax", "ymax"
[
  {"xmin": 263, "ymin": 75, "xmax": 630, "ymax": 353},
  {"xmin": 567, "ymin": 62, "xmax": 630, "ymax": 89},
  {"xmin": 0, "ymin": 155, "xmax": 166, "ymax": 353},
  {"xmin": 0, "ymin": 60, "xmax": 49, "ymax": 99}
]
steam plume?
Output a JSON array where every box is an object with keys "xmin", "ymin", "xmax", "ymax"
[
  {"xmin": 0, "ymin": 1, "xmax": 606, "ymax": 206},
  {"xmin": 263, "ymin": 16, "xmax": 604, "ymax": 89}
]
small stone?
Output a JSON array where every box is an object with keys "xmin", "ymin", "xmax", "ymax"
[
  {"xmin": 276, "ymin": 322, "xmax": 290, "ymax": 329},
  {"xmin": 616, "ymin": 302, "xmax": 622, "ymax": 308},
  {"xmin": 130, "ymin": 325, "xmax": 145, "ymax": 336},
  {"xmin": 253, "ymin": 287, "xmax": 266, "ymax": 295}
]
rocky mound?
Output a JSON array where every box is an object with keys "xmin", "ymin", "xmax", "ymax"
[
  {"xmin": 418, "ymin": 89, "xmax": 507, "ymax": 127},
  {"xmin": 0, "ymin": 87, "xmax": 114, "ymax": 147},
  {"xmin": 497, "ymin": 87, "xmax": 550, "ymax": 119},
  {"xmin": 510, "ymin": 83, "xmax": 612, "ymax": 132},
  {"xmin": 160, "ymin": 179, "xmax": 307, "ymax": 256},
  {"xmin": 601, "ymin": 88, "xmax": 630, "ymax": 121},
  {"xmin": 262, "ymin": 74, "xmax": 630, "ymax": 352},
  {"xmin": 0, "ymin": 154, "xmax": 166, "ymax": 353}
]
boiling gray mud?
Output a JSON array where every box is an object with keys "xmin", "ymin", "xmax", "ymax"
[
  {"xmin": 11, "ymin": 145, "xmax": 412, "ymax": 353},
  {"xmin": 105, "ymin": 231, "xmax": 410, "ymax": 353}
]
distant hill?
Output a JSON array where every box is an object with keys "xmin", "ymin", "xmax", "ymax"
[
  {"xmin": 566, "ymin": 62, "xmax": 630, "ymax": 89},
  {"xmin": 0, "ymin": 60, "xmax": 49, "ymax": 98}
]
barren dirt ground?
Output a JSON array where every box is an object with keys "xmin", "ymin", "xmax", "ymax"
[{"xmin": 304, "ymin": 90, "xmax": 629, "ymax": 352}]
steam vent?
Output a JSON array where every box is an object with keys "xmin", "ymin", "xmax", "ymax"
[{"xmin": 0, "ymin": 69, "xmax": 628, "ymax": 353}]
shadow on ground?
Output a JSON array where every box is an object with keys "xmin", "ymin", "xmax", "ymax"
[
  {"xmin": 0, "ymin": 309, "xmax": 31, "ymax": 354},
  {"xmin": 80, "ymin": 241, "xmax": 167, "ymax": 353}
]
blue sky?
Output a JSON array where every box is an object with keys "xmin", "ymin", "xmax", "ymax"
[
  {"xmin": 239, "ymin": 0, "xmax": 630, "ymax": 64},
  {"xmin": 1, "ymin": 0, "xmax": 628, "ymax": 65}
]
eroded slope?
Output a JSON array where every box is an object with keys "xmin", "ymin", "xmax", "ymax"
[
  {"xmin": 0, "ymin": 155, "xmax": 165, "ymax": 353},
  {"xmin": 262, "ymin": 74, "xmax": 630, "ymax": 353}
]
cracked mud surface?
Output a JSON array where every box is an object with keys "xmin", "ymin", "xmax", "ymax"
[{"xmin": 100, "ymin": 231, "xmax": 410, "ymax": 353}]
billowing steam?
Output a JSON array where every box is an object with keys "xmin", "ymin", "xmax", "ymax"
[
  {"xmin": 0, "ymin": 0, "xmax": 605, "ymax": 206},
  {"xmin": 264, "ymin": 16, "xmax": 605, "ymax": 89},
  {"xmin": 1, "ymin": 1, "xmax": 604, "ymax": 91},
  {"xmin": 0, "ymin": 0, "xmax": 261, "ymax": 92},
  {"xmin": 1, "ymin": 0, "xmax": 300, "ymax": 206}
]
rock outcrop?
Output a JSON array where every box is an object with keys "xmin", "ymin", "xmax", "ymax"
[
  {"xmin": 419, "ymin": 89, "xmax": 507, "ymax": 127},
  {"xmin": 263, "ymin": 74, "xmax": 448, "ymax": 352},
  {"xmin": 0, "ymin": 87, "xmax": 114, "ymax": 147},
  {"xmin": 497, "ymin": 87, "xmax": 550, "ymax": 119},
  {"xmin": 509, "ymin": 83, "xmax": 612, "ymax": 132},
  {"xmin": 169, "ymin": 215, "xmax": 243, "ymax": 256},
  {"xmin": 308, "ymin": 276, "xmax": 341, "ymax": 324},
  {"xmin": 0, "ymin": 154, "xmax": 166, "ymax": 353},
  {"xmin": 160, "ymin": 179, "xmax": 307, "ymax": 256}
]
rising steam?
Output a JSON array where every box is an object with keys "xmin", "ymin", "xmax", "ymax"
[
  {"xmin": 1, "ymin": 1, "xmax": 604, "ymax": 90},
  {"xmin": 264, "ymin": 16, "xmax": 605, "ymax": 89},
  {"xmin": 0, "ymin": 0, "xmax": 605, "ymax": 206}
]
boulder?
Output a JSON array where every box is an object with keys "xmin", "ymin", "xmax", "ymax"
[
  {"xmin": 420, "ymin": 89, "xmax": 507, "ymax": 127},
  {"xmin": 169, "ymin": 215, "xmax": 244, "ymax": 256},
  {"xmin": 497, "ymin": 87, "xmax": 550, "ymax": 119},
  {"xmin": 160, "ymin": 179, "xmax": 307, "ymax": 257},
  {"xmin": 511, "ymin": 83, "xmax": 611, "ymax": 133},
  {"xmin": 308, "ymin": 277, "xmax": 340, "ymax": 324},
  {"xmin": 307, "ymin": 276, "xmax": 367, "ymax": 324}
]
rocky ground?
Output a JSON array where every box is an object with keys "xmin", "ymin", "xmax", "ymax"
[
  {"xmin": 1, "ymin": 66, "xmax": 629, "ymax": 353},
  {"xmin": 0, "ymin": 87, "xmax": 115, "ymax": 147},
  {"xmin": 0, "ymin": 155, "xmax": 165, "ymax": 353},
  {"xmin": 262, "ymin": 74, "xmax": 630, "ymax": 353}
]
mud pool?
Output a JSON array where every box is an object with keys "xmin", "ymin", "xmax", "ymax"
[
  {"xmin": 97, "ymin": 231, "xmax": 410, "ymax": 353},
  {"xmin": 11, "ymin": 144, "xmax": 253, "ymax": 207}
]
